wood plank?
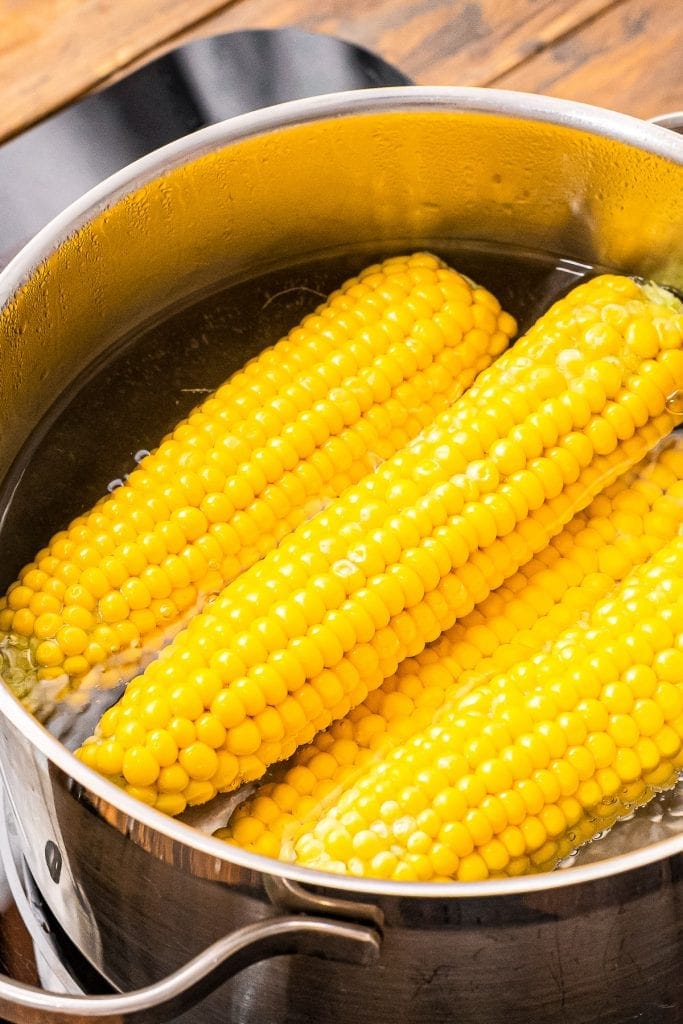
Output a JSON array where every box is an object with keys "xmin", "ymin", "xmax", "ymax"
[
  {"xmin": 492, "ymin": 0, "xmax": 683, "ymax": 118},
  {"xmin": 0, "ymin": 0, "xmax": 237, "ymax": 142},
  {"xmin": 419, "ymin": 0, "xmax": 614, "ymax": 85},
  {"xmin": 1, "ymin": 0, "xmax": 678, "ymax": 143},
  {"xmin": 158, "ymin": 0, "xmax": 616, "ymax": 86},
  {"xmin": 0, "ymin": 0, "xmax": 618, "ymax": 143}
]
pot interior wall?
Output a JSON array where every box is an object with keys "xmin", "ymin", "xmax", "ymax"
[{"xmin": 1, "ymin": 103, "xmax": 682, "ymax": 489}]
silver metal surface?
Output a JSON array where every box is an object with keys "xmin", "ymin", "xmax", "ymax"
[
  {"xmin": 651, "ymin": 111, "xmax": 683, "ymax": 134},
  {"xmin": 0, "ymin": 913, "xmax": 379, "ymax": 1023},
  {"xmin": 0, "ymin": 88, "xmax": 682, "ymax": 1022},
  {"xmin": 0, "ymin": 782, "xmax": 380, "ymax": 1024}
]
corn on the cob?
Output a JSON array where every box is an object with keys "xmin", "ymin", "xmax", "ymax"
[
  {"xmin": 219, "ymin": 438, "xmax": 683, "ymax": 857},
  {"xmin": 74, "ymin": 274, "xmax": 683, "ymax": 817},
  {"xmin": 283, "ymin": 534, "xmax": 683, "ymax": 881},
  {"xmin": 1, "ymin": 253, "xmax": 512, "ymax": 708}
]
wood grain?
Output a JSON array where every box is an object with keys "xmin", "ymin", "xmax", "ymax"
[
  {"xmin": 0, "ymin": 0, "xmax": 681, "ymax": 143},
  {"xmin": 492, "ymin": 0, "xmax": 683, "ymax": 118},
  {"xmin": 0, "ymin": 0, "xmax": 236, "ymax": 142},
  {"xmin": 185, "ymin": 0, "xmax": 614, "ymax": 86}
]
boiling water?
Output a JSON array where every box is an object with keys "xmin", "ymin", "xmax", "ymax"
[
  {"xmin": 0, "ymin": 242, "xmax": 592, "ymax": 589},
  {"xmin": 0, "ymin": 242, "xmax": 680, "ymax": 869}
]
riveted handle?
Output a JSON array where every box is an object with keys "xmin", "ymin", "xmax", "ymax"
[{"xmin": 0, "ymin": 914, "xmax": 381, "ymax": 1024}]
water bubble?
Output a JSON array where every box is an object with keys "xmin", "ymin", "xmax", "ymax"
[
  {"xmin": 557, "ymin": 850, "xmax": 580, "ymax": 870},
  {"xmin": 665, "ymin": 390, "xmax": 683, "ymax": 415},
  {"xmin": 134, "ymin": 449, "xmax": 151, "ymax": 464},
  {"xmin": 107, "ymin": 478, "xmax": 125, "ymax": 493}
]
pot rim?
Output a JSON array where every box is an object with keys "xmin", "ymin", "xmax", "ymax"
[
  {"xmin": 1, "ymin": 84, "xmax": 682, "ymax": 303},
  {"xmin": 2, "ymin": 676, "xmax": 681, "ymax": 899},
  {"xmin": 0, "ymin": 85, "xmax": 681, "ymax": 900}
]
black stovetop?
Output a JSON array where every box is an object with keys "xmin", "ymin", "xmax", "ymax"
[{"xmin": 0, "ymin": 27, "xmax": 410, "ymax": 272}]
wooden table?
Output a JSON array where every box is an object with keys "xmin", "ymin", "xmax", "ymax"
[{"xmin": 1, "ymin": 0, "xmax": 682, "ymax": 146}]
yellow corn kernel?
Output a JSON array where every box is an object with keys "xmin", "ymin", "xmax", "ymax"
[
  {"xmin": 2, "ymin": 253, "xmax": 512, "ymax": 707},
  {"xmin": 226, "ymin": 419, "xmax": 683, "ymax": 855},
  {"xmin": 284, "ymin": 535, "xmax": 683, "ymax": 879},
  {"xmin": 77, "ymin": 276, "xmax": 683, "ymax": 813}
]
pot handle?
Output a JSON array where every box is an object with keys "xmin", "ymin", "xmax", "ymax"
[
  {"xmin": 0, "ymin": 913, "xmax": 381, "ymax": 1024},
  {"xmin": 649, "ymin": 111, "xmax": 683, "ymax": 133}
]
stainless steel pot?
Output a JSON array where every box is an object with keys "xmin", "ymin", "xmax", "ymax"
[{"xmin": 0, "ymin": 87, "xmax": 682, "ymax": 1024}]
